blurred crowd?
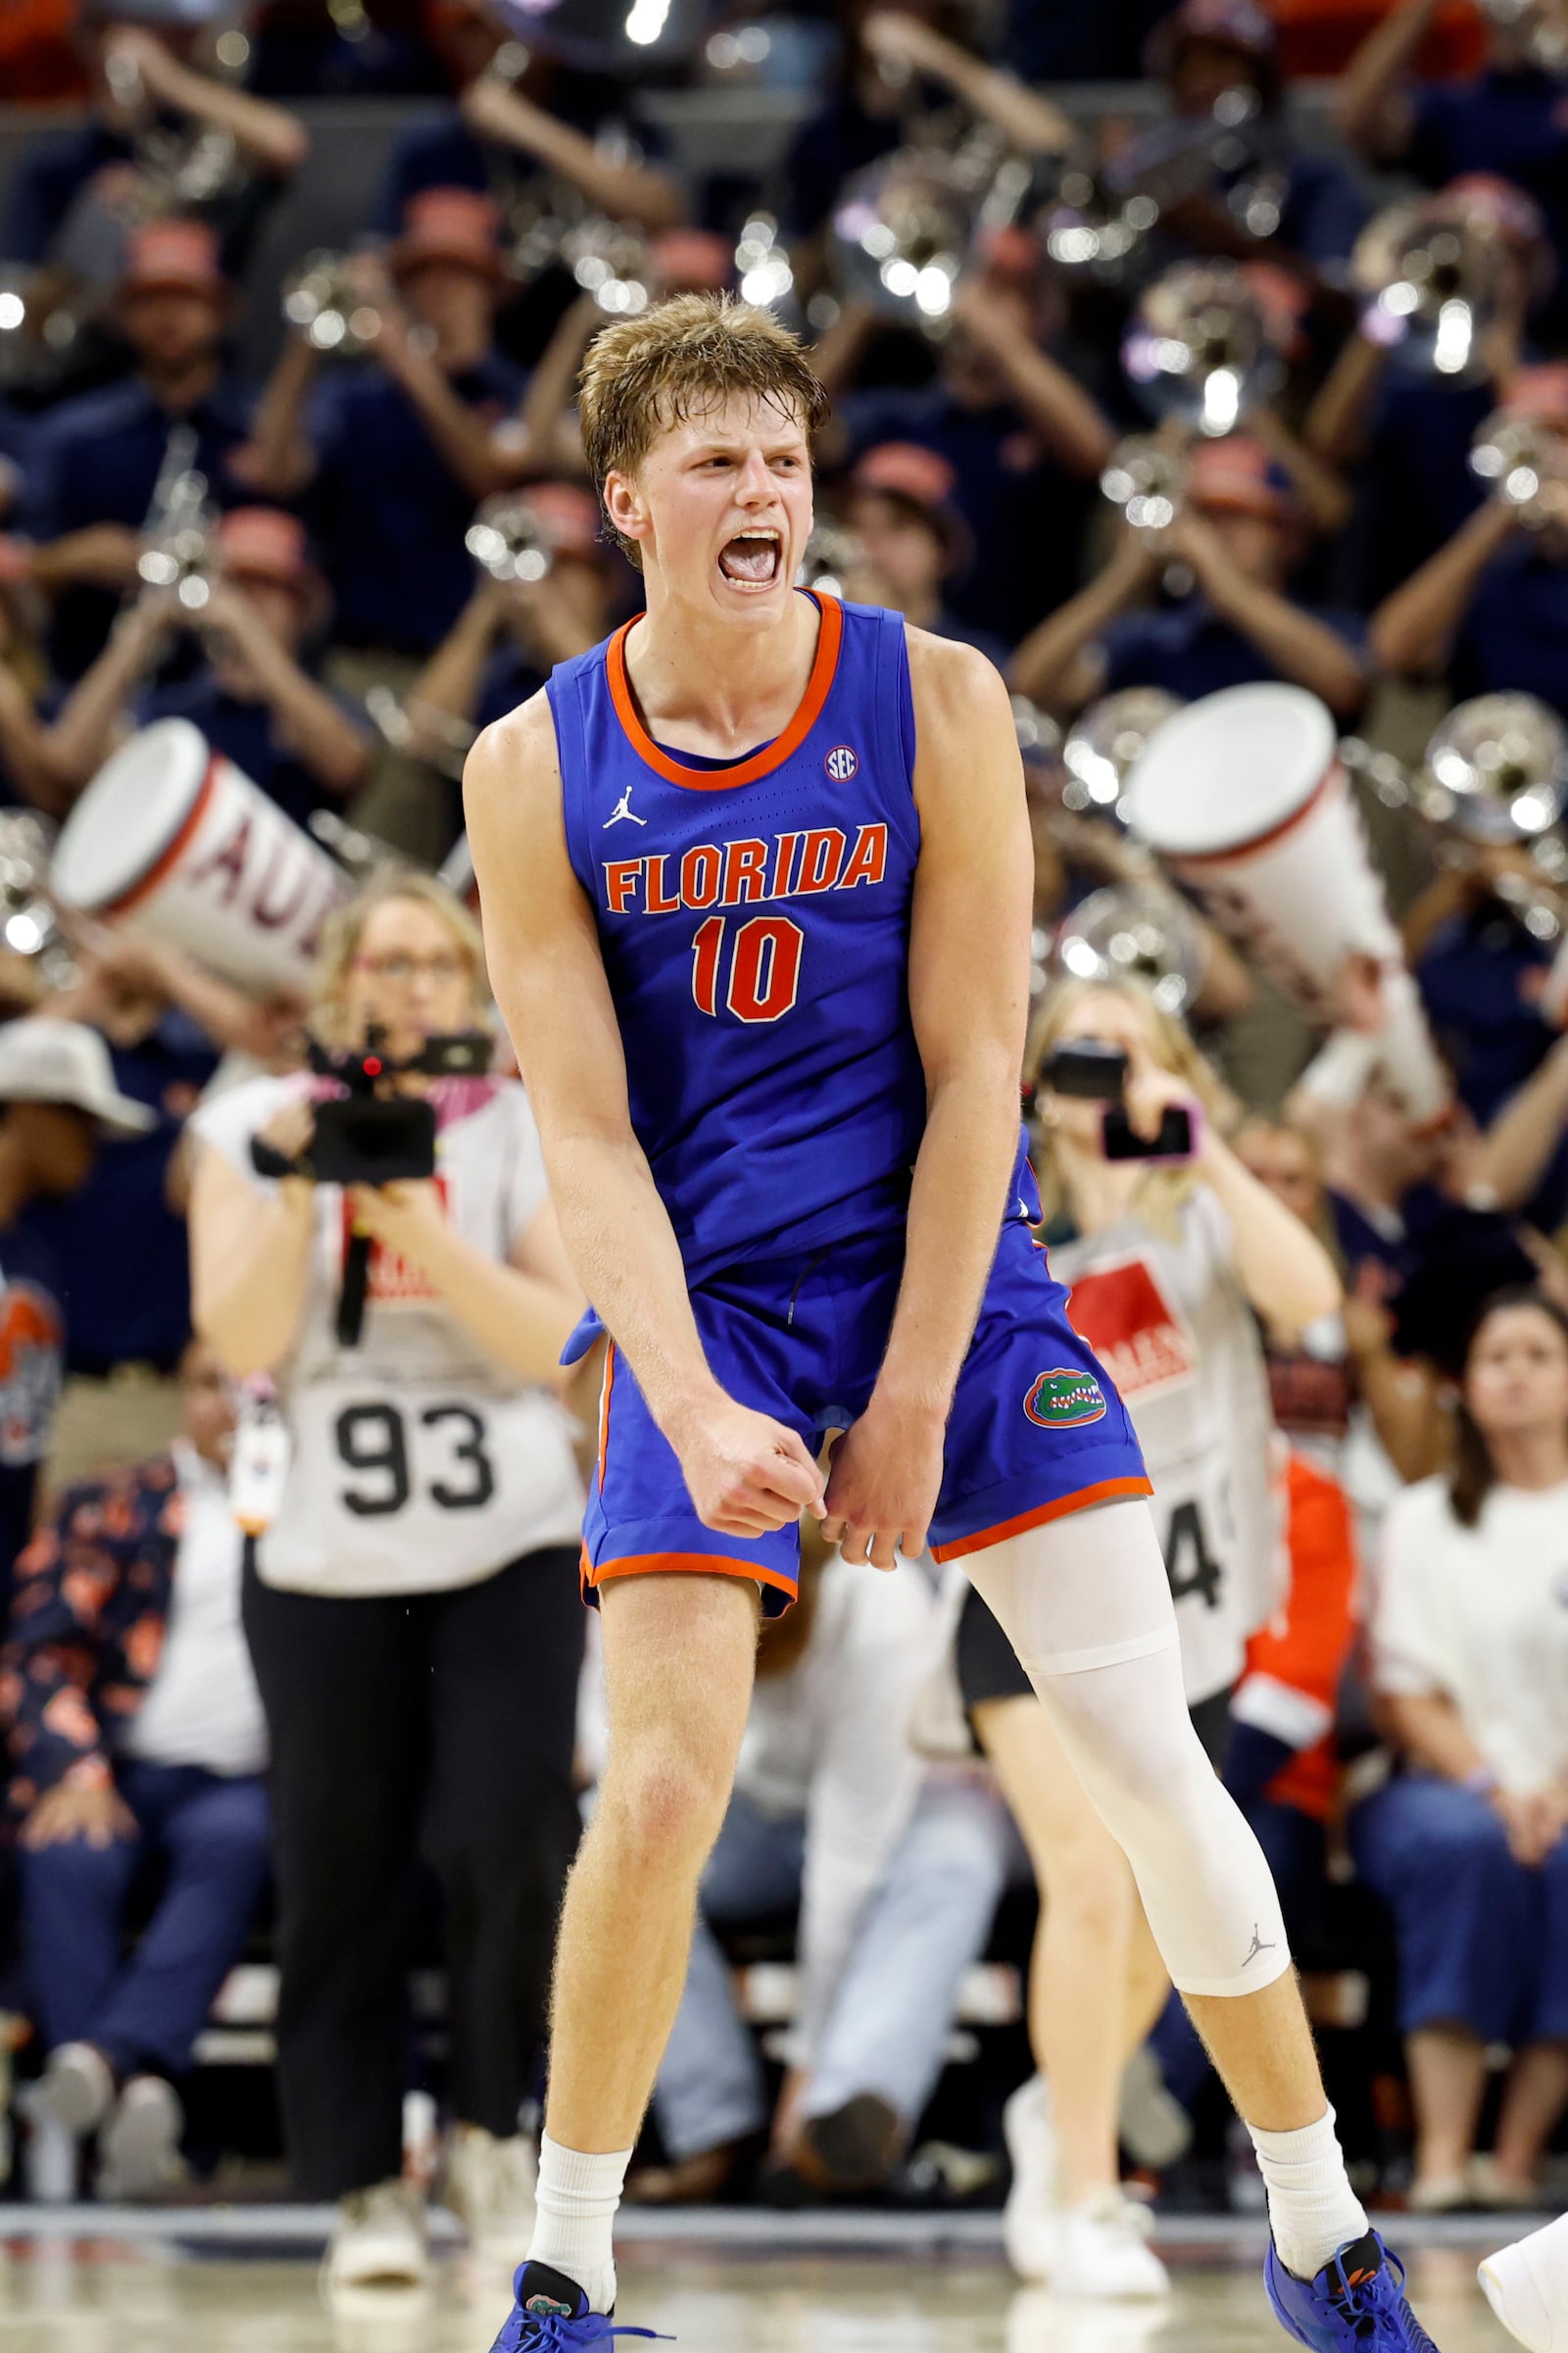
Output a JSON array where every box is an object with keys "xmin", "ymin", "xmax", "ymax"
[{"xmin": 0, "ymin": 0, "xmax": 1566, "ymax": 2286}]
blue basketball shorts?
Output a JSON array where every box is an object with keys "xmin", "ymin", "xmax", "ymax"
[{"xmin": 578, "ymin": 1218, "xmax": 1151, "ymax": 1616}]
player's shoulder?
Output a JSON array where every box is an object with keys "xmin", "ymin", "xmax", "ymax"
[{"xmin": 902, "ymin": 621, "xmax": 1011, "ymax": 721}]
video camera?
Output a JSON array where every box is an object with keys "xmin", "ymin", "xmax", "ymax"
[
  {"xmin": 251, "ymin": 1028, "xmax": 492, "ymax": 1348},
  {"xmin": 251, "ymin": 1027, "xmax": 492, "ymax": 1190}
]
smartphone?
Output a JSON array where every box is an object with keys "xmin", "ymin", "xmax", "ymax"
[
  {"xmin": 1102, "ymin": 1103, "xmax": 1199, "ymax": 1163},
  {"xmin": 1038, "ymin": 1041, "xmax": 1129, "ymax": 1101}
]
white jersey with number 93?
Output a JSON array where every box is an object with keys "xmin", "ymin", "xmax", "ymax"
[{"xmin": 193, "ymin": 1072, "xmax": 585, "ymax": 1597}]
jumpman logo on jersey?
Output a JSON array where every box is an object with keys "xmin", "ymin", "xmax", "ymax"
[
  {"xmin": 604, "ymin": 785, "xmax": 648, "ymax": 830},
  {"xmin": 1243, "ymin": 1922, "xmax": 1278, "ymax": 1968}
]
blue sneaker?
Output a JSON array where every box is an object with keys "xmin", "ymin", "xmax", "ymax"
[
  {"xmin": 488, "ymin": 2263, "xmax": 672, "ymax": 2353},
  {"xmin": 1265, "ymin": 2229, "xmax": 1443, "ymax": 2352}
]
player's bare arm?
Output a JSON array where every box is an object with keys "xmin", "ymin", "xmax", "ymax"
[
  {"xmin": 464, "ymin": 690, "xmax": 825, "ymax": 1538},
  {"xmin": 820, "ymin": 632, "xmax": 1033, "ymax": 1567}
]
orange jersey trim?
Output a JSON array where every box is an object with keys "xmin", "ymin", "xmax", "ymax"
[
  {"xmin": 586, "ymin": 1549, "xmax": 799, "ymax": 1605},
  {"xmin": 930, "ymin": 1475, "xmax": 1153, "ymax": 1563},
  {"xmin": 606, "ymin": 592, "xmax": 844, "ymax": 792}
]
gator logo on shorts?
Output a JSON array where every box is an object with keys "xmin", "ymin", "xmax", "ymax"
[{"xmin": 1024, "ymin": 1368, "xmax": 1107, "ymax": 1429}]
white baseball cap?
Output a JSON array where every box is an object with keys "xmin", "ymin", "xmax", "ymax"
[{"xmin": 0, "ymin": 1019, "xmax": 156, "ymax": 1134}]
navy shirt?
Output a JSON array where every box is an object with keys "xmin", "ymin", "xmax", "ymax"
[
  {"xmin": 779, "ymin": 91, "xmax": 904, "ymax": 243},
  {"xmin": 307, "ymin": 352, "xmax": 526, "ymax": 657},
  {"xmin": 1451, "ymin": 541, "xmax": 1568, "ymax": 715},
  {"xmin": 24, "ymin": 1015, "xmax": 217, "ymax": 1384},
  {"xmin": 0, "ymin": 1216, "xmax": 66, "ymax": 1609},
  {"xmin": 840, "ymin": 383, "xmax": 1095, "ymax": 646},
  {"xmin": 20, "ymin": 375, "xmax": 258, "ymax": 681},
  {"xmin": 1416, "ymin": 899, "xmax": 1568, "ymax": 1228},
  {"xmin": 1101, "ymin": 597, "xmax": 1365, "ymax": 701},
  {"xmin": 138, "ymin": 669, "xmax": 359, "ymax": 832},
  {"xmin": 1348, "ymin": 372, "xmax": 1492, "ymax": 609},
  {"xmin": 1407, "ymin": 68, "xmax": 1568, "ymax": 304}
]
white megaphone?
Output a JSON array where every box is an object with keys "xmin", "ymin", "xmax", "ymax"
[
  {"xmin": 52, "ymin": 718, "xmax": 350, "ymax": 997},
  {"xmin": 1122, "ymin": 683, "xmax": 1450, "ymax": 1124}
]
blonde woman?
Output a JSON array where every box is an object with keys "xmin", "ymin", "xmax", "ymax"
[
  {"xmin": 958, "ymin": 974, "xmax": 1341, "ymax": 2295},
  {"xmin": 187, "ymin": 874, "xmax": 587, "ymax": 2290}
]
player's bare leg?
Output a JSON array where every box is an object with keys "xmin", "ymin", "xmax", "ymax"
[{"xmin": 525, "ymin": 1573, "xmax": 760, "ymax": 2316}]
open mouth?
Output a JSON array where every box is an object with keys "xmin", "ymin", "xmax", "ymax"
[{"xmin": 718, "ymin": 528, "xmax": 783, "ymax": 588}]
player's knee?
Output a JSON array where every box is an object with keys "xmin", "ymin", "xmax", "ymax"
[{"xmin": 600, "ymin": 1741, "xmax": 733, "ymax": 1877}]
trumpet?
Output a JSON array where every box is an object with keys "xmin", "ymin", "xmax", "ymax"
[
  {"xmin": 829, "ymin": 130, "xmax": 1030, "ymax": 330},
  {"xmin": 1101, "ymin": 437, "xmax": 1189, "ymax": 541},
  {"xmin": 136, "ymin": 424, "xmax": 215, "ymax": 611},
  {"xmin": 101, "ymin": 35, "xmax": 247, "ymax": 222},
  {"xmin": 1054, "ymin": 879, "xmax": 1206, "ymax": 1013},
  {"xmin": 1062, "ymin": 688, "xmax": 1187, "ymax": 816},
  {"xmin": 1345, "ymin": 695, "xmax": 1568, "ymax": 946},
  {"xmin": 0, "ymin": 811, "xmax": 73, "ymax": 998},
  {"xmin": 466, "ymin": 492, "xmax": 562, "ymax": 586},
  {"xmin": 1470, "ymin": 408, "xmax": 1568, "ymax": 528},
  {"xmin": 1352, "ymin": 197, "xmax": 1500, "ymax": 380},
  {"xmin": 1122, "ymin": 261, "xmax": 1281, "ymax": 436},
  {"xmin": 281, "ymin": 252, "xmax": 382, "ymax": 358},
  {"xmin": 1039, "ymin": 86, "xmax": 1288, "ymax": 277}
]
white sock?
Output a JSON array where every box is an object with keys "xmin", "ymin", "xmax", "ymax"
[
  {"xmin": 1248, "ymin": 2106, "xmax": 1368, "ymax": 2283},
  {"xmin": 524, "ymin": 2132, "xmax": 632, "ymax": 2316}
]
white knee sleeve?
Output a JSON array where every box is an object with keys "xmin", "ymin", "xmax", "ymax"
[{"xmin": 966, "ymin": 1500, "xmax": 1290, "ymax": 1998}]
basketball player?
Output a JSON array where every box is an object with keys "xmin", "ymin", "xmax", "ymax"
[{"xmin": 465, "ymin": 294, "xmax": 1443, "ymax": 2353}]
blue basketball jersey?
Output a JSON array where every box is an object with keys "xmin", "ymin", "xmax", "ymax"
[{"xmin": 548, "ymin": 592, "xmax": 1035, "ymax": 1311}]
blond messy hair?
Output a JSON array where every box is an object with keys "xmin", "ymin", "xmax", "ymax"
[{"xmin": 578, "ymin": 292, "xmax": 832, "ymax": 565}]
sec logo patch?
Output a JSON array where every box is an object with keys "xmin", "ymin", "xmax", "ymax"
[
  {"xmin": 1024, "ymin": 1368, "xmax": 1107, "ymax": 1429},
  {"xmin": 825, "ymin": 744, "xmax": 858, "ymax": 782}
]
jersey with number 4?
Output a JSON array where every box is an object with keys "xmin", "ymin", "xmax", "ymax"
[
  {"xmin": 1052, "ymin": 1190, "xmax": 1287, "ymax": 1707},
  {"xmin": 192, "ymin": 1072, "xmax": 584, "ymax": 1597},
  {"xmin": 549, "ymin": 592, "xmax": 1032, "ymax": 1299}
]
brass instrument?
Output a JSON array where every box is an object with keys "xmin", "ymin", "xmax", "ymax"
[
  {"xmin": 1101, "ymin": 438, "xmax": 1189, "ymax": 541},
  {"xmin": 135, "ymin": 424, "xmax": 215, "ymax": 611},
  {"xmin": 281, "ymin": 252, "xmax": 382, "ymax": 358},
  {"xmin": 1475, "ymin": 0, "xmax": 1568, "ymax": 70},
  {"xmin": 466, "ymin": 492, "xmax": 560, "ymax": 586},
  {"xmin": 1470, "ymin": 408, "xmax": 1568, "ymax": 528},
  {"xmin": 795, "ymin": 524, "xmax": 866, "ymax": 599},
  {"xmin": 1346, "ymin": 696, "xmax": 1568, "ymax": 939},
  {"xmin": 1039, "ymin": 86, "xmax": 1288, "ymax": 277},
  {"xmin": 101, "ymin": 33, "xmax": 246, "ymax": 222},
  {"xmin": 1062, "ymin": 689, "xmax": 1186, "ymax": 816},
  {"xmin": 0, "ymin": 812, "xmax": 73, "ymax": 997},
  {"xmin": 829, "ymin": 127, "xmax": 1030, "ymax": 330},
  {"xmin": 1054, "ymin": 879, "xmax": 1206, "ymax": 1013},
  {"xmin": 1122, "ymin": 261, "xmax": 1281, "ymax": 435},
  {"xmin": 1352, "ymin": 197, "xmax": 1500, "ymax": 380}
]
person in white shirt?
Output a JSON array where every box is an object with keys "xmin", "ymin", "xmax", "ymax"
[
  {"xmin": 626, "ymin": 1531, "xmax": 1009, "ymax": 2204},
  {"xmin": 7, "ymin": 1340, "xmax": 269, "ymax": 2201},
  {"xmin": 187, "ymin": 874, "xmax": 587, "ymax": 2289},
  {"xmin": 1352, "ymin": 1288, "xmax": 1568, "ymax": 2213}
]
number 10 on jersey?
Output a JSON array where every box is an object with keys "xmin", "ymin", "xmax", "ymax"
[{"xmin": 691, "ymin": 913, "xmax": 804, "ymax": 1024}]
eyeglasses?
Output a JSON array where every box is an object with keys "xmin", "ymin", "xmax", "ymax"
[{"xmin": 352, "ymin": 952, "xmax": 468, "ymax": 985}]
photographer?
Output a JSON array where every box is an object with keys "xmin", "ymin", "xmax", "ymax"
[{"xmin": 187, "ymin": 874, "xmax": 587, "ymax": 2289}]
